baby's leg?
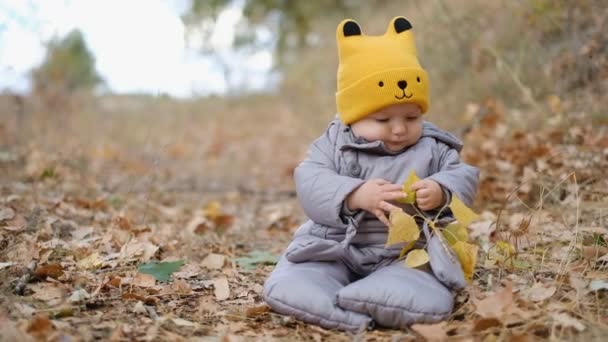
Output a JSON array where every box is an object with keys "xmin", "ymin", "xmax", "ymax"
[
  {"xmin": 336, "ymin": 262, "xmax": 454, "ymax": 329},
  {"xmin": 264, "ymin": 256, "xmax": 372, "ymax": 332}
]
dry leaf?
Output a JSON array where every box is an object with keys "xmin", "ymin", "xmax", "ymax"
[
  {"xmin": 26, "ymin": 315, "xmax": 55, "ymax": 339},
  {"xmin": 0, "ymin": 262, "xmax": 15, "ymax": 270},
  {"xmin": 132, "ymin": 301, "xmax": 147, "ymax": 314},
  {"xmin": 212, "ymin": 277, "xmax": 230, "ymax": 301},
  {"xmin": 172, "ymin": 279, "xmax": 192, "ymax": 295},
  {"xmin": 449, "ymin": 196, "xmax": 479, "ymax": 227},
  {"xmin": 473, "ymin": 318, "xmax": 502, "ymax": 332},
  {"xmin": 551, "ymin": 312, "xmax": 585, "ymax": 332},
  {"xmin": 0, "ymin": 206, "xmax": 15, "ymax": 221},
  {"xmin": 132, "ymin": 273, "xmax": 156, "ymax": 288},
  {"xmin": 171, "ymin": 318, "xmax": 196, "ymax": 327},
  {"xmin": 77, "ymin": 252, "xmax": 102, "ymax": 270},
  {"xmin": 118, "ymin": 240, "xmax": 159, "ymax": 262},
  {"xmin": 68, "ymin": 289, "xmax": 90, "ymax": 303},
  {"xmin": 523, "ymin": 283, "xmax": 556, "ymax": 302},
  {"xmin": 581, "ymin": 245, "xmax": 608, "ymax": 261},
  {"xmin": 245, "ymin": 304, "xmax": 270, "ymax": 318},
  {"xmin": 386, "ymin": 210, "xmax": 419, "ymax": 246},
  {"xmin": 452, "ymin": 241, "xmax": 478, "ymax": 282},
  {"xmin": 29, "ymin": 283, "xmax": 65, "ymax": 304},
  {"xmin": 474, "ymin": 282, "xmax": 514, "ymax": 319},
  {"xmin": 405, "ymin": 249, "xmax": 430, "ymax": 268},
  {"xmin": 397, "ymin": 170, "xmax": 420, "ymax": 204},
  {"xmin": 33, "ymin": 263, "xmax": 64, "ymax": 279},
  {"xmin": 411, "ymin": 322, "xmax": 448, "ymax": 342},
  {"xmin": 201, "ymin": 253, "xmax": 226, "ymax": 270}
]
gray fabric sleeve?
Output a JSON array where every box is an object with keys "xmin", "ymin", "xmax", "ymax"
[
  {"xmin": 294, "ymin": 123, "xmax": 365, "ymax": 228},
  {"xmin": 427, "ymin": 144, "xmax": 479, "ymax": 207}
]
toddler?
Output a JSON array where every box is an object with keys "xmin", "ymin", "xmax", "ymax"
[{"xmin": 263, "ymin": 16, "xmax": 479, "ymax": 331}]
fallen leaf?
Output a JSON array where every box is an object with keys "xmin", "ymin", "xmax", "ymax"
[
  {"xmin": 173, "ymin": 263, "xmax": 201, "ymax": 279},
  {"xmin": 452, "ymin": 241, "xmax": 478, "ymax": 282},
  {"xmin": 77, "ymin": 252, "xmax": 103, "ymax": 270},
  {"xmin": 68, "ymin": 289, "xmax": 90, "ymax": 303},
  {"xmin": 14, "ymin": 303, "xmax": 37, "ymax": 317},
  {"xmin": 0, "ymin": 262, "xmax": 15, "ymax": 270},
  {"xmin": 172, "ymin": 318, "xmax": 196, "ymax": 327},
  {"xmin": 26, "ymin": 315, "xmax": 55, "ymax": 339},
  {"xmin": 474, "ymin": 282, "xmax": 514, "ymax": 319},
  {"xmin": 29, "ymin": 283, "xmax": 65, "ymax": 304},
  {"xmin": 581, "ymin": 245, "xmax": 608, "ymax": 261},
  {"xmin": 449, "ymin": 196, "xmax": 479, "ymax": 227},
  {"xmin": 245, "ymin": 304, "xmax": 270, "ymax": 318},
  {"xmin": 551, "ymin": 312, "xmax": 585, "ymax": 332},
  {"xmin": 212, "ymin": 277, "xmax": 230, "ymax": 301},
  {"xmin": 132, "ymin": 301, "xmax": 147, "ymax": 314},
  {"xmin": 397, "ymin": 170, "xmax": 420, "ymax": 204},
  {"xmin": 137, "ymin": 260, "xmax": 184, "ymax": 282},
  {"xmin": 523, "ymin": 283, "xmax": 556, "ymax": 302},
  {"xmin": 3, "ymin": 213, "xmax": 26, "ymax": 231},
  {"xmin": 235, "ymin": 251, "xmax": 277, "ymax": 270},
  {"xmin": 71, "ymin": 226, "xmax": 94, "ymax": 240},
  {"xmin": 119, "ymin": 240, "xmax": 159, "ymax": 263},
  {"xmin": 411, "ymin": 322, "xmax": 448, "ymax": 341},
  {"xmin": 473, "ymin": 318, "xmax": 502, "ymax": 332},
  {"xmin": 33, "ymin": 264, "xmax": 64, "ymax": 280},
  {"xmin": 0, "ymin": 206, "xmax": 15, "ymax": 221},
  {"xmin": 132, "ymin": 273, "xmax": 157, "ymax": 287},
  {"xmin": 201, "ymin": 253, "xmax": 226, "ymax": 270},
  {"xmin": 405, "ymin": 249, "xmax": 429, "ymax": 268},
  {"xmin": 172, "ymin": 279, "xmax": 192, "ymax": 295},
  {"xmin": 386, "ymin": 210, "xmax": 420, "ymax": 246}
]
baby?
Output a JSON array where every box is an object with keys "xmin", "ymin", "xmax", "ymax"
[{"xmin": 264, "ymin": 17, "xmax": 479, "ymax": 331}]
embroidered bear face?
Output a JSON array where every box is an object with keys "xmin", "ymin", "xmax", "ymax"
[{"xmin": 335, "ymin": 17, "xmax": 429, "ymax": 125}]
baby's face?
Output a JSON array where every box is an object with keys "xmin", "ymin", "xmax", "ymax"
[{"xmin": 350, "ymin": 103, "xmax": 423, "ymax": 152}]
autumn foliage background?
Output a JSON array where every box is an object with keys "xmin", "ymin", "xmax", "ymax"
[{"xmin": 1, "ymin": 1, "xmax": 607, "ymax": 341}]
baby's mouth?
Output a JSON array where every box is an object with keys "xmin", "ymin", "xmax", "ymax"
[{"xmin": 395, "ymin": 90, "xmax": 413, "ymax": 100}]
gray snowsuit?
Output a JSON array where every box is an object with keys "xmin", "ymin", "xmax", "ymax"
[{"xmin": 263, "ymin": 118, "xmax": 479, "ymax": 331}]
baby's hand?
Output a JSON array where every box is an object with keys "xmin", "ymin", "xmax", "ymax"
[
  {"xmin": 411, "ymin": 179, "xmax": 445, "ymax": 210},
  {"xmin": 346, "ymin": 179, "xmax": 404, "ymax": 226}
]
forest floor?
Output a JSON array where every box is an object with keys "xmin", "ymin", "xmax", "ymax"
[{"xmin": 1, "ymin": 97, "xmax": 607, "ymax": 341}]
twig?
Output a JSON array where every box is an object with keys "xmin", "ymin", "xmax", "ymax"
[{"xmin": 14, "ymin": 260, "xmax": 38, "ymax": 295}]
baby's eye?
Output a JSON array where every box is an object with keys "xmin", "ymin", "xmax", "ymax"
[
  {"xmin": 406, "ymin": 116, "xmax": 419, "ymax": 121},
  {"xmin": 375, "ymin": 118, "xmax": 389, "ymax": 123}
]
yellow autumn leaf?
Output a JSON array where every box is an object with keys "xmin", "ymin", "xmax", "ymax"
[
  {"xmin": 203, "ymin": 201, "xmax": 223, "ymax": 220},
  {"xmin": 488, "ymin": 240, "xmax": 516, "ymax": 265},
  {"xmin": 404, "ymin": 249, "xmax": 430, "ymax": 268},
  {"xmin": 442, "ymin": 223, "xmax": 469, "ymax": 246},
  {"xmin": 399, "ymin": 240, "xmax": 417, "ymax": 258},
  {"xmin": 386, "ymin": 210, "xmax": 420, "ymax": 246},
  {"xmin": 449, "ymin": 196, "xmax": 479, "ymax": 227},
  {"xmin": 396, "ymin": 170, "xmax": 420, "ymax": 204},
  {"xmin": 78, "ymin": 252, "xmax": 102, "ymax": 270},
  {"xmin": 452, "ymin": 241, "xmax": 479, "ymax": 282}
]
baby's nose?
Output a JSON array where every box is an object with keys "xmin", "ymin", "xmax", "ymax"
[{"xmin": 398, "ymin": 80, "xmax": 407, "ymax": 89}]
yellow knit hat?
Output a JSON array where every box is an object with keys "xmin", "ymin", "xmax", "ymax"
[{"xmin": 336, "ymin": 17, "xmax": 429, "ymax": 124}]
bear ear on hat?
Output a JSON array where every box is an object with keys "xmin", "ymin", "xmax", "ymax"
[
  {"xmin": 390, "ymin": 16, "xmax": 412, "ymax": 34},
  {"xmin": 338, "ymin": 19, "xmax": 362, "ymax": 38}
]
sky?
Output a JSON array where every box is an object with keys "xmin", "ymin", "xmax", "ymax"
[{"xmin": 0, "ymin": 0, "xmax": 274, "ymax": 97}]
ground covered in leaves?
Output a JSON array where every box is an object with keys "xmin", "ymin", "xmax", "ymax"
[{"xmin": 1, "ymin": 98, "xmax": 607, "ymax": 341}]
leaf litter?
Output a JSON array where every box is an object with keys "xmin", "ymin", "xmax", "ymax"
[{"xmin": 0, "ymin": 96, "xmax": 607, "ymax": 341}]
